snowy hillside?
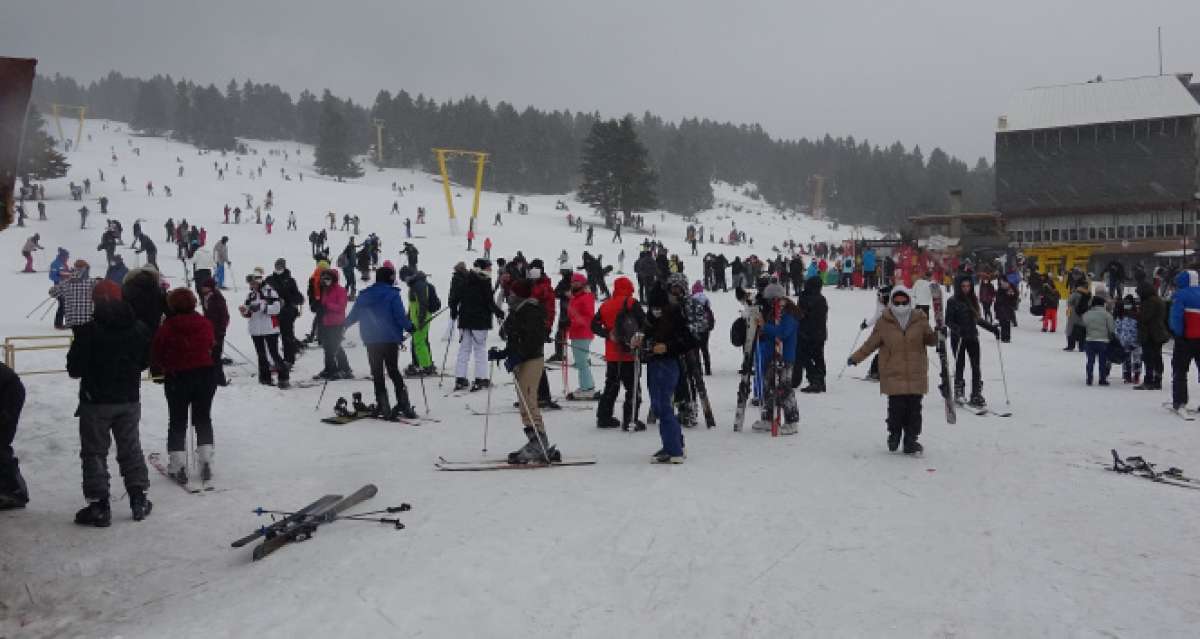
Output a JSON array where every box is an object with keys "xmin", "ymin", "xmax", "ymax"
[{"xmin": 1, "ymin": 122, "xmax": 1199, "ymax": 638}]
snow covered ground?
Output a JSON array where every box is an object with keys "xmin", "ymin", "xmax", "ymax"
[{"xmin": 2, "ymin": 122, "xmax": 1199, "ymax": 638}]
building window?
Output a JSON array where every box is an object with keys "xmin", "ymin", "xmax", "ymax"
[
  {"xmin": 1137, "ymin": 225, "xmax": 1146, "ymax": 238},
  {"xmin": 1067, "ymin": 228, "xmax": 1076, "ymax": 241},
  {"xmin": 1089, "ymin": 227, "xmax": 1097, "ymax": 240},
  {"xmin": 1051, "ymin": 229, "xmax": 1060, "ymax": 241},
  {"xmin": 1156, "ymin": 224, "xmax": 1165, "ymax": 237},
  {"xmin": 1186, "ymin": 224, "xmax": 1194, "ymax": 236},
  {"xmin": 1117, "ymin": 226, "xmax": 1126, "ymax": 239}
]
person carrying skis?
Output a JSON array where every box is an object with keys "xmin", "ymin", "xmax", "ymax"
[
  {"xmin": 566, "ymin": 273, "xmax": 597, "ymax": 398},
  {"xmin": 67, "ymin": 280, "xmax": 152, "ymax": 526},
  {"xmin": 945, "ymin": 274, "xmax": 1000, "ymax": 407},
  {"xmin": 240, "ymin": 268, "xmax": 290, "ymax": 388},
  {"xmin": 592, "ymin": 276, "xmax": 647, "ymax": 430},
  {"xmin": 847, "ymin": 286, "xmax": 936, "ymax": 454},
  {"xmin": 751, "ymin": 283, "xmax": 800, "ymax": 435},
  {"xmin": 314, "ymin": 269, "xmax": 353, "ymax": 380},
  {"xmin": 0, "ymin": 363, "xmax": 28, "ymax": 510},
  {"xmin": 795, "ymin": 276, "xmax": 829, "ymax": 393},
  {"xmin": 344, "ymin": 264, "xmax": 418, "ymax": 419},
  {"xmin": 490, "ymin": 278, "xmax": 560, "ymax": 464},
  {"xmin": 21, "ymin": 233, "xmax": 42, "ymax": 272},
  {"xmin": 640, "ymin": 283, "xmax": 698, "ymax": 462},
  {"xmin": 402, "ymin": 268, "xmax": 439, "ymax": 377},
  {"xmin": 448, "ymin": 259, "xmax": 505, "ymax": 392},
  {"xmin": 151, "ymin": 288, "xmax": 217, "ymax": 486}
]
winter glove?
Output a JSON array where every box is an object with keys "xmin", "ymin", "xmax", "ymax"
[
  {"xmin": 487, "ymin": 347, "xmax": 508, "ymax": 362},
  {"xmin": 847, "ymin": 356, "xmax": 857, "ymax": 367},
  {"xmin": 860, "ymin": 319, "xmax": 868, "ymax": 330},
  {"xmin": 495, "ymin": 310, "xmax": 506, "ymax": 321}
]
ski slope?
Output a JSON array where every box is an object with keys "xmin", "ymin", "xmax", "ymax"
[{"xmin": 1, "ymin": 122, "xmax": 1199, "ymax": 638}]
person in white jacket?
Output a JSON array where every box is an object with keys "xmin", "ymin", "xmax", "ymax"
[
  {"xmin": 239, "ymin": 267, "xmax": 289, "ymax": 388},
  {"xmin": 912, "ymin": 273, "xmax": 933, "ymax": 320}
]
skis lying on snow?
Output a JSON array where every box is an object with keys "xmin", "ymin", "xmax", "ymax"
[
  {"xmin": 321, "ymin": 394, "xmax": 440, "ymax": 425},
  {"xmin": 245, "ymin": 484, "xmax": 389, "ymax": 560},
  {"xmin": 1162, "ymin": 402, "xmax": 1198, "ymax": 421},
  {"xmin": 1108, "ymin": 449, "xmax": 1200, "ymax": 491},
  {"xmin": 435, "ymin": 455, "xmax": 596, "ymax": 471},
  {"xmin": 146, "ymin": 452, "xmax": 219, "ymax": 493}
]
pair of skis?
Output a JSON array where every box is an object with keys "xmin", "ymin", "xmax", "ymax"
[
  {"xmin": 434, "ymin": 455, "xmax": 596, "ymax": 471},
  {"xmin": 953, "ymin": 398, "xmax": 1012, "ymax": 418},
  {"xmin": 147, "ymin": 452, "xmax": 217, "ymax": 494},
  {"xmin": 929, "ymin": 283, "xmax": 957, "ymax": 424},
  {"xmin": 1108, "ymin": 450, "xmax": 1200, "ymax": 491},
  {"xmin": 232, "ymin": 484, "xmax": 385, "ymax": 560},
  {"xmin": 732, "ymin": 319, "xmax": 761, "ymax": 432}
]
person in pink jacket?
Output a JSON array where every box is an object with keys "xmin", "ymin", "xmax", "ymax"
[
  {"xmin": 566, "ymin": 272, "xmax": 596, "ymax": 397},
  {"xmin": 316, "ymin": 269, "xmax": 353, "ymax": 379}
]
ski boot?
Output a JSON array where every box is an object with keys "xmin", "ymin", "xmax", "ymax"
[
  {"xmin": 750, "ymin": 420, "xmax": 771, "ymax": 432},
  {"xmin": 903, "ymin": 441, "xmax": 924, "ymax": 456},
  {"xmin": 167, "ymin": 451, "xmax": 189, "ymax": 485},
  {"xmin": 74, "ymin": 499, "xmax": 112, "ymax": 527},
  {"xmin": 197, "ymin": 445, "xmax": 214, "ymax": 482},
  {"xmin": 887, "ymin": 431, "xmax": 901, "ymax": 452},
  {"xmin": 404, "ymin": 363, "xmax": 423, "ymax": 377},
  {"xmin": 598, "ymin": 416, "xmax": 621, "ymax": 429},
  {"xmin": 470, "ymin": 378, "xmax": 490, "ymax": 392},
  {"xmin": 651, "ymin": 452, "xmax": 684, "ymax": 464},
  {"xmin": 507, "ymin": 427, "xmax": 561, "ymax": 464},
  {"xmin": 421, "ymin": 365, "xmax": 437, "ymax": 376},
  {"xmin": 968, "ymin": 393, "xmax": 986, "ymax": 409},
  {"xmin": 779, "ymin": 422, "xmax": 798, "ymax": 436},
  {"xmin": 567, "ymin": 388, "xmax": 598, "ymax": 401},
  {"xmin": 390, "ymin": 403, "xmax": 418, "ymax": 420},
  {"xmin": 800, "ymin": 383, "xmax": 826, "ymax": 394},
  {"xmin": 333, "ymin": 397, "xmax": 352, "ymax": 418},
  {"xmin": 453, "ymin": 377, "xmax": 470, "ymax": 392},
  {"xmin": 540, "ymin": 398, "xmax": 562, "ymax": 410},
  {"xmin": 352, "ymin": 392, "xmax": 372, "ymax": 415},
  {"xmin": 276, "ymin": 378, "xmax": 291, "ymax": 390},
  {"xmin": 129, "ymin": 489, "xmax": 153, "ymax": 522},
  {"xmin": 336, "ymin": 369, "xmax": 355, "ymax": 380}
]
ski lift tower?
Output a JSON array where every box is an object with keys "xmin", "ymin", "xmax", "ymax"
[
  {"xmin": 432, "ymin": 148, "xmax": 489, "ymax": 235},
  {"xmin": 49, "ymin": 104, "xmax": 87, "ymax": 151}
]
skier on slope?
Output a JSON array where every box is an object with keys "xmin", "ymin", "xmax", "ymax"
[
  {"xmin": 945, "ymin": 274, "xmax": 1000, "ymax": 407},
  {"xmin": 447, "ymin": 258, "xmax": 505, "ymax": 392},
  {"xmin": 847, "ymin": 286, "xmax": 936, "ymax": 454},
  {"xmin": 151, "ymin": 288, "xmax": 218, "ymax": 486},
  {"xmin": 67, "ymin": 280, "xmax": 152, "ymax": 526},
  {"xmin": 591, "ymin": 276, "xmax": 647, "ymax": 430},
  {"xmin": 795, "ymin": 276, "xmax": 828, "ymax": 393},
  {"xmin": 343, "ymin": 264, "xmax": 418, "ymax": 419},
  {"xmin": 198, "ymin": 278, "xmax": 230, "ymax": 386},
  {"xmin": 640, "ymin": 283, "xmax": 698, "ymax": 462},
  {"xmin": 402, "ymin": 267, "xmax": 439, "ymax": 377},
  {"xmin": 547, "ymin": 268, "xmax": 572, "ymax": 364},
  {"xmin": 524, "ymin": 259, "xmax": 563, "ymax": 409},
  {"xmin": 750, "ymin": 283, "xmax": 799, "ymax": 435},
  {"xmin": 859, "ymin": 286, "xmax": 891, "ymax": 381},
  {"xmin": 240, "ymin": 268, "xmax": 290, "ymax": 389},
  {"xmin": 21, "ymin": 233, "xmax": 42, "ymax": 272},
  {"xmin": 490, "ymin": 278, "xmax": 561, "ymax": 464},
  {"xmin": 314, "ymin": 269, "xmax": 353, "ymax": 380},
  {"xmin": 664, "ymin": 273, "xmax": 709, "ymax": 427}
]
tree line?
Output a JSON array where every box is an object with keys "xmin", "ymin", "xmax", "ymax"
[{"xmin": 32, "ymin": 71, "xmax": 993, "ymax": 230}]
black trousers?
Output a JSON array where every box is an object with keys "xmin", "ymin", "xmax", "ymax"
[
  {"xmin": 211, "ymin": 332, "xmax": 226, "ymax": 383},
  {"xmin": 367, "ymin": 343, "xmax": 410, "ymax": 410},
  {"xmin": 252, "ymin": 334, "xmax": 289, "ymax": 383},
  {"xmin": 1171, "ymin": 338, "xmax": 1200, "ymax": 406},
  {"xmin": 342, "ymin": 267, "xmax": 356, "ymax": 296},
  {"xmin": 998, "ymin": 318, "xmax": 1011, "ymax": 342},
  {"xmin": 320, "ymin": 324, "xmax": 351, "ymax": 375},
  {"xmin": 952, "ymin": 336, "xmax": 982, "ymax": 396},
  {"xmin": 598, "ymin": 360, "xmax": 641, "ymax": 426},
  {"xmin": 886, "ymin": 394, "xmax": 923, "ymax": 444},
  {"xmin": 78, "ymin": 402, "xmax": 149, "ymax": 501},
  {"xmin": 795, "ymin": 339, "xmax": 827, "ymax": 388},
  {"xmin": 638, "ymin": 276, "xmax": 652, "ymax": 303},
  {"xmin": 698, "ymin": 331, "xmax": 712, "ymax": 374},
  {"xmin": 279, "ymin": 305, "xmax": 299, "ymax": 363},
  {"xmin": 1142, "ymin": 339, "xmax": 1164, "ymax": 383},
  {"xmin": 0, "ymin": 366, "xmax": 28, "ymax": 502},
  {"xmin": 164, "ymin": 368, "xmax": 217, "ymax": 451}
]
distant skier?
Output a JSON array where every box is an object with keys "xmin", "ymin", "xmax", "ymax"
[{"xmin": 21, "ymin": 233, "xmax": 42, "ymax": 272}]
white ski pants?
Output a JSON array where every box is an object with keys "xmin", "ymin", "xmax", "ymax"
[{"xmin": 455, "ymin": 329, "xmax": 490, "ymax": 380}]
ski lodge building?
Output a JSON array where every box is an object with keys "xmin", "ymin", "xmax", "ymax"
[{"xmin": 995, "ymin": 74, "xmax": 1200, "ymax": 263}]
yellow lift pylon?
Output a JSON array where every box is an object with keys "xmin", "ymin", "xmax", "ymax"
[
  {"xmin": 432, "ymin": 148, "xmax": 489, "ymax": 235},
  {"xmin": 50, "ymin": 103, "xmax": 87, "ymax": 151}
]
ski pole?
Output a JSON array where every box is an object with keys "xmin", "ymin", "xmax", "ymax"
[
  {"xmin": 438, "ymin": 327, "xmax": 457, "ymax": 388},
  {"xmin": 254, "ymin": 504, "xmax": 410, "ymax": 517},
  {"xmin": 226, "ymin": 341, "xmax": 256, "ymax": 366},
  {"xmin": 994, "ymin": 335, "xmax": 1011, "ymax": 408},
  {"xmin": 25, "ymin": 297, "xmax": 52, "ymax": 318},
  {"xmin": 836, "ymin": 324, "xmax": 865, "ymax": 380},
  {"xmin": 482, "ymin": 361, "xmax": 495, "ymax": 453},
  {"xmin": 513, "ymin": 367, "xmax": 552, "ymax": 462},
  {"xmin": 315, "ymin": 376, "xmax": 330, "ymax": 412},
  {"xmin": 40, "ymin": 300, "xmax": 56, "ymax": 321}
]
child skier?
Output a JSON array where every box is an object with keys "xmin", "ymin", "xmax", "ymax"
[
  {"xmin": 1114, "ymin": 295, "xmax": 1142, "ymax": 384},
  {"xmin": 751, "ymin": 283, "xmax": 800, "ymax": 435},
  {"xmin": 847, "ymin": 287, "xmax": 937, "ymax": 454}
]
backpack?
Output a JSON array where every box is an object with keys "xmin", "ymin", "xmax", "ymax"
[
  {"xmin": 426, "ymin": 283, "xmax": 442, "ymax": 313},
  {"xmin": 611, "ymin": 299, "xmax": 641, "ymax": 351},
  {"xmin": 730, "ymin": 316, "xmax": 747, "ymax": 347}
]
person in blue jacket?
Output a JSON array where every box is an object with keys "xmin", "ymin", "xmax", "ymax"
[
  {"xmin": 752, "ymin": 283, "xmax": 800, "ymax": 435},
  {"xmin": 48, "ymin": 248, "xmax": 72, "ymax": 329},
  {"xmin": 343, "ymin": 263, "xmax": 417, "ymax": 419},
  {"xmin": 1168, "ymin": 269, "xmax": 1200, "ymax": 411},
  {"xmin": 862, "ymin": 248, "xmax": 878, "ymax": 288}
]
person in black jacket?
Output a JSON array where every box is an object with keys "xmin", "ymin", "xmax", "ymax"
[
  {"xmin": 945, "ymin": 274, "xmax": 999, "ymax": 407},
  {"xmin": 795, "ymin": 276, "xmax": 829, "ymax": 393},
  {"xmin": 788, "ymin": 255, "xmax": 805, "ymax": 296},
  {"xmin": 265, "ymin": 258, "xmax": 305, "ymax": 365},
  {"xmin": 993, "ymin": 279, "xmax": 1018, "ymax": 343},
  {"xmin": 490, "ymin": 278, "xmax": 558, "ymax": 464},
  {"xmin": 640, "ymin": 283, "xmax": 698, "ymax": 464},
  {"xmin": 0, "ymin": 363, "xmax": 28, "ymax": 509},
  {"xmin": 547, "ymin": 269, "xmax": 572, "ymax": 364},
  {"xmin": 66, "ymin": 280, "xmax": 152, "ymax": 527},
  {"xmin": 448, "ymin": 259, "xmax": 505, "ymax": 391}
]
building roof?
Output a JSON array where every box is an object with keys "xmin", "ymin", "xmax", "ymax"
[{"xmin": 998, "ymin": 74, "xmax": 1200, "ymax": 133}]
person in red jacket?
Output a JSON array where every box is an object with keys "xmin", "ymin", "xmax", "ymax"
[
  {"xmin": 151, "ymin": 288, "xmax": 216, "ymax": 485},
  {"xmin": 591, "ymin": 276, "xmax": 647, "ymax": 430},
  {"xmin": 198, "ymin": 279, "xmax": 230, "ymax": 386},
  {"xmin": 316, "ymin": 269, "xmax": 352, "ymax": 379},
  {"xmin": 566, "ymin": 272, "xmax": 597, "ymax": 398}
]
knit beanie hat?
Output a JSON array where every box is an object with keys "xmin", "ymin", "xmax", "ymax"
[
  {"xmin": 761, "ymin": 283, "xmax": 786, "ymax": 300},
  {"xmin": 167, "ymin": 287, "xmax": 198, "ymax": 313},
  {"xmin": 93, "ymin": 279, "xmax": 122, "ymax": 303}
]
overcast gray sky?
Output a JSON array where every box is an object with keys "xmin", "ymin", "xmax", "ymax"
[{"xmin": 5, "ymin": 0, "xmax": 1199, "ymax": 163}]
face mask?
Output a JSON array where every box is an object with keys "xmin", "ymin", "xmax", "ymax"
[
  {"xmin": 890, "ymin": 300, "xmax": 914, "ymax": 329},
  {"xmin": 275, "ymin": 267, "xmax": 285, "ymax": 275},
  {"xmin": 650, "ymin": 308, "xmax": 663, "ymax": 318},
  {"xmin": 528, "ymin": 268, "xmax": 542, "ymax": 280}
]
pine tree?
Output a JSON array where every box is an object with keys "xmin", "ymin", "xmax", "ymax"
[
  {"xmin": 612, "ymin": 115, "xmax": 657, "ymax": 223},
  {"xmin": 131, "ymin": 80, "xmax": 169, "ymax": 135},
  {"xmin": 657, "ymin": 132, "xmax": 712, "ymax": 215},
  {"xmin": 577, "ymin": 119, "xmax": 621, "ymax": 221},
  {"xmin": 20, "ymin": 106, "xmax": 70, "ymax": 180},
  {"xmin": 314, "ymin": 91, "xmax": 363, "ymax": 179}
]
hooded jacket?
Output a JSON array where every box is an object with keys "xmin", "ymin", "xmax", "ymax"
[
  {"xmin": 1169, "ymin": 269, "xmax": 1200, "ymax": 338},
  {"xmin": 49, "ymin": 250, "xmax": 71, "ymax": 284},
  {"xmin": 850, "ymin": 303, "xmax": 935, "ymax": 396},
  {"xmin": 319, "ymin": 270, "xmax": 349, "ymax": 326},
  {"xmin": 500, "ymin": 297, "xmax": 548, "ymax": 361},
  {"xmin": 200, "ymin": 284, "xmax": 230, "ymax": 338},
  {"xmin": 122, "ymin": 267, "xmax": 167, "ymax": 333},
  {"xmin": 449, "ymin": 269, "xmax": 503, "ymax": 331},
  {"xmin": 529, "ymin": 274, "xmax": 557, "ymax": 330},
  {"xmin": 566, "ymin": 286, "xmax": 596, "ymax": 340},
  {"xmin": 344, "ymin": 281, "xmax": 413, "ymax": 344},
  {"xmin": 242, "ymin": 283, "xmax": 282, "ymax": 336},
  {"xmin": 796, "ymin": 276, "xmax": 828, "ymax": 342},
  {"xmin": 592, "ymin": 277, "xmax": 644, "ymax": 363},
  {"xmin": 406, "ymin": 271, "xmax": 435, "ymax": 328},
  {"xmin": 67, "ymin": 300, "xmax": 150, "ymax": 403}
]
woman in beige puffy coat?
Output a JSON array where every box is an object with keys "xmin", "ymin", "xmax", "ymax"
[{"xmin": 848, "ymin": 287, "xmax": 937, "ymax": 455}]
